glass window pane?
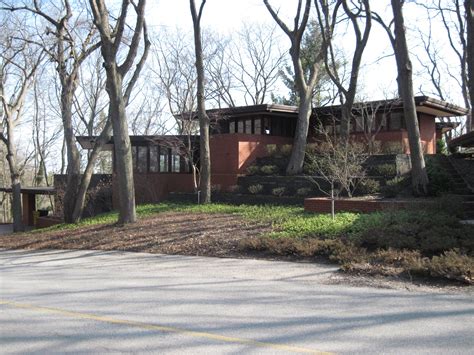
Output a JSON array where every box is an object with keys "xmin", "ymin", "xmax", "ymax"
[
  {"xmin": 245, "ymin": 119, "xmax": 252, "ymax": 134},
  {"xmin": 390, "ymin": 113, "xmax": 402, "ymax": 130},
  {"xmin": 149, "ymin": 146, "xmax": 159, "ymax": 172},
  {"xmin": 237, "ymin": 120, "xmax": 244, "ymax": 133},
  {"xmin": 183, "ymin": 157, "xmax": 191, "ymax": 173},
  {"xmin": 229, "ymin": 120, "xmax": 235, "ymax": 133},
  {"xmin": 254, "ymin": 119, "xmax": 261, "ymax": 134},
  {"xmin": 171, "ymin": 149, "xmax": 180, "ymax": 172},
  {"xmin": 137, "ymin": 146, "xmax": 147, "ymax": 173},
  {"xmin": 355, "ymin": 116, "xmax": 364, "ymax": 132},
  {"xmin": 160, "ymin": 148, "xmax": 169, "ymax": 173}
]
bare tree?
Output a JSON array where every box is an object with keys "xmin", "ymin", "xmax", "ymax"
[
  {"xmin": 374, "ymin": 0, "xmax": 429, "ymax": 195},
  {"xmin": 150, "ymin": 30, "xmax": 198, "ymax": 133},
  {"xmin": 230, "ymin": 23, "xmax": 286, "ymax": 105},
  {"xmin": 190, "ymin": 0, "xmax": 211, "ymax": 203},
  {"xmin": 465, "ymin": 0, "xmax": 474, "ymax": 132},
  {"xmin": 416, "ymin": 0, "xmax": 471, "ymax": 133},
  {"xmin": 0, "ymin": 0, "xmax": 113, "ymax": 222},
  {"xmin": 89, "ymin": 0, "xmax": 150, "ymax": 223},
  {"xmin": 263, "ymin": 0, "xmax": 329, "ymax": 175},
  {"xmin": 0, "ymin": 34, "xmax": 43, "ymax": 231},
  {"xmin": 319, "ymin": 0, "xmax": 372, "ymax": 141}
]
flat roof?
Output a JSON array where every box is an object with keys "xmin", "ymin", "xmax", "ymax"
[
  {"xmin": 76, "ymin": 135, "xmax": 199, "ymax": 150},
  {"xmin": 0, "ymin": 186, "xmax": 56, "ymax": 195},
  {"xmin": 448, "ymin": 130, "xmax": 474, "ymax": 149},
  {"xmin": 177, "ymin": 96, "xmax": 468, "ymax": 120}
]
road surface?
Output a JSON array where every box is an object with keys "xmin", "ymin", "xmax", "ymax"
[{"xmin": 0, "ymin": 249, "xmax": 473, "ymax": 354}]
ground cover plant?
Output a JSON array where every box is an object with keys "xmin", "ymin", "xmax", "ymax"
[{"xmin": 1, "ymin": 201, "xmax": 472, "ymax": 285}]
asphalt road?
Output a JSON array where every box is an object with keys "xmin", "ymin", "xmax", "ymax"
[{"xmin": 0, "ymin": 249, "xmax": 473, "ymax": 354}]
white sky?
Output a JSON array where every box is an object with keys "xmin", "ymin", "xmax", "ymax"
[{"xmin": 148, "ymin": 0, "xmax": 465, "ymax": 107}]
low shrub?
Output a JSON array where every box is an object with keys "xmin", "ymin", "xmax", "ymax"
[
  {"xmin": 348, "ymin": 210, "xmax": 474, "ymax": 256},
  {"xmin": 426, "ymin": 157, "xmax": 453, "ymax": 196},
  {"xmin": 356, "ymin": 178, "xmax": 380, "ymax": 195},
  {"xmin": 265, "ymin": 144, "xmax": 278, "ymax": 157},
  {"xmin": 280, "ymin": 144, "xmax": 293, "ymax": 157},
  {"xmin": 426, "ymin": 250, "xmax": 473, "ymax": 284},
  {"xmin": 381, "ymin": 142, "xmax": 403, "ymax": 154},
  {"xmin": 260, "ymin": 165, "xmax": 279, "ymax": 175},
  {"xmin": 381, "ymin": 176, "xmax": 406, "ymax": 197},
  {"xmin": 272, "ymin": 187, "xmax": 286, "ymax": 197},
  {"xmin": 436, "ymin": 139, "xmax": 448, "ymax": 155},
  {"xmin": 296, "ymin": 187, "xmax": 312, "ymax": 196},
  {"xmin": 227, "ymin": 185, "xmax": 242, "ymax": 193},
  {"xmin": 246, "ymin": 165, "xmax": 260, "ymax": 175},
  {"xmin": 248, "ymin": 184, "xmax": 263, "ymax": 194},
  {"xmin": 373, "ymin": 163, "xmax": 397, "ymax": 177}
]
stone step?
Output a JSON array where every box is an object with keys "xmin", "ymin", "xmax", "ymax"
[{"xmin": 462, "ymin": 201, "xmax": 474, "ymax": 211}]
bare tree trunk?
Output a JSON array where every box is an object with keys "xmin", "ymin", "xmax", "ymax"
[
  {"xmin": 71, "ymin": 120, "xmax": 112, "ymax": 222},
  {"xmin": 264, "ymin": 0, "xmax": 328, "ymax": 175},
  {"xmin": 190, "ymin": 0, "xmax": 211, "ymax": 203},
  {"xmin": 465, "ymin": 0, "xmax": 474, "ymax": 132},
  {"xmin": 4, "ymin": 121, "xmax": 23, "ymax": 232},
  {"xmin": 391, "ymin": 0, "xmax": 428, "ymax": 195},
  {"xmin": 287, "ymin": 92, "xmax": 313, "ymax": 173},
  {"xmin": 61, "ymin": 90, "xmax": 81, "ymax": 223},
  {"xmin": 89, "ymin": 0, "xmax": 149, "ymax": 224}
]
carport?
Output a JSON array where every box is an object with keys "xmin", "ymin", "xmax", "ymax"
[{"xmin": 0, "ymin": 186, "xmax": 55, "ymax": 226}]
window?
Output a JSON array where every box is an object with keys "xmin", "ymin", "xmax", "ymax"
[
  {"xmin": 354, "ymin": 116, "xmax": 364, "ymax": 132},
  {"xmin": 149, "ymin": 146, "xmax": 159, "ymax": 173},
  {"xmin": 229, "ymin": 120, "xmax": 235, "ymax": 133},
  {"xmin": 160, "ymin": 148, "xmax": 169, "ymax": 173},
  {"xmin": 137, "ymin": 146, "xmax": 148, "ymax": 173},
  {"xmin": 378, "ymin": 113, "xmax": 387, "ymax": 131},
  {"xmin": 245, "ymin": 119, "xmax": 252, "ymax": 134},
  {"xmin": 254, "ymin": 118, "xmax": 262, "ymax": 134},
  {"xmin": 390, "ymin": 112, "xmax": 402, "ymax": 130},
  {"xmin": 171, "ymin": 149, "xmax": 180, "ymax": 172},
  {"xmin": 237, "ymin": 120, "xmax": 244, "ymax": 133}
]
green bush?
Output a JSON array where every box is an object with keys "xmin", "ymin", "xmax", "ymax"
[
  {"xmin": 426, "ymin": 157, "xmax": 453, "ymax": 196},
  {"xmin": 248, "ymin": 184, "xmax": 263, "ymax": 195},
  {"xmin": 265, "ymin": 144, "xmax": 278, "ymax": 156},
  {"xmin": 296, "ymin": 187, "xmax": 312, "ymax": 196},
  {"xmin": 381, "ymin": 176, "xmax": 406, "ymax": 197},
  {"xmin": 348, "ymin": 210, "xmax": 474, "ymax": 256},
  {"xmin": 436, "ymin": 139, "xmax": 448, "ymax": 155},
  {"xmin": 280, "ymin": 144, "xmax": 293, "ymax": 157},
  {"xmin": 272, "ymin": 187, "xmax": 286, "ymax": 197},
  {"xmin": 373, "ymin": 163, "xmax": 397, "ymax": 177},
  {"xmin": 260, "ymin": 165, "xmax": 279, "ymax": 175},
  {"xmin": 357, "ymin": 178, "xmax": 380, "ymax": 195},
  {"xmin": 246, "ymin": 165, "xmax": 260, "ymax": 175}
]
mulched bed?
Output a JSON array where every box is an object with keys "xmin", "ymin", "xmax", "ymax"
[{"xmin": 0, "ymin": 212, "xmax": 271, "ymax": 257}]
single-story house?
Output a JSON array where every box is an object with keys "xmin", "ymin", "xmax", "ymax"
[{"xmin": 77, "ymin": 96, "xmax": 468, "ymax": 205}]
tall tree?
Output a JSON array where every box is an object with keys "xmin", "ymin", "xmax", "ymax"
[
  {"xmin": 320, "ymin": 0, "xmax": 372, "ymax": 141},
  {"xmin": 0, "ymin": 34, "xmax": 43, "ymax": 232},
  {"xmin": 264, "ymin": 0, "xmax": 330, "ymax": 175},
  {"xmin": 275, "ymin": 20, "xmax": 335, "ymax": 107},
  {"xmin": 89, "ymin": 0, "xmax": 150, "ymax": 224},
  {"xmin": 190, "ymin": 0, "xmax": 211, "ymax": 203},
  {"xmin": 0, "ymin": 0, "xmax": 110, "ymax": 223},
  {"xmin": 416, "ymin": 0, "xmax": 471, "ymax": 133},
  {"xmin": 465, "ymin": 0, "xmax": 474, "ymax": 132},
  {"xmin": 374, "ymin": 1, "xmax": 429, "ymax": 194}
]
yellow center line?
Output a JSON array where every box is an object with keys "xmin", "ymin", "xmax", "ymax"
[{"xmin": 0, "ymin": 299, "xmax": 334, "ymax": 354}]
